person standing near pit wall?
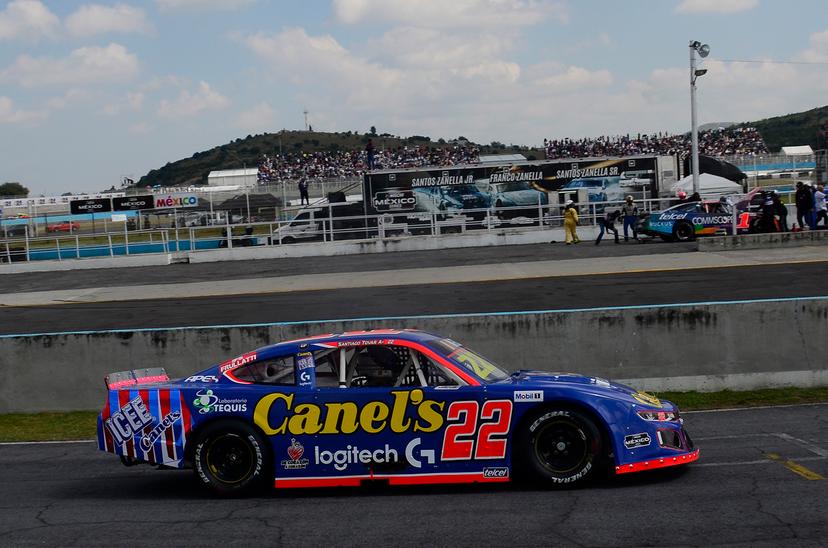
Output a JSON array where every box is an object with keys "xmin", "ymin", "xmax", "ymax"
[
  {"xmin": 563, "ymin": 200, "xmax": 580, "ymax": 244},
  {"xmin": 298, "ymin": 178, "xmax": 310, "ymax": 205},
  {"xmin": 621, "ymin": 196, "xmax": 639, "ymax": 241},
  {"xmin": 795, "ymin": 182, "xmax": 814, "ymax": 230}
]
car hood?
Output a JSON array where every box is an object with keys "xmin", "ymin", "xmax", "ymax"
[{"xmin": 505, "ymin": 370, "xmax": 672, "ymax": 409}]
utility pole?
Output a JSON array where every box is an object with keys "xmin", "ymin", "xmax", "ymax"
[{"xmin": 303, "ymin": 108, "xmax": 309, "ymax": 131}]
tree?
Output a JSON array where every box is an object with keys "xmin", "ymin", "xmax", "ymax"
[
  {"xmin": 0, "ymin": 182, "xmax": 28, "ymax": 197},
  {"xmin": 370, "ymin": 126, "xmax": 377, "ymax": 136}
]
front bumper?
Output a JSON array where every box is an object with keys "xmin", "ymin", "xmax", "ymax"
[{"xmin": 615, "ymin": 448, "xmax": 700, "ymax": 475}]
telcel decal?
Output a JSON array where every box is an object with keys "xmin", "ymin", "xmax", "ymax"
[
  {"xmin": 254, "ymin": 389, "xmax": 445, "ymax": 436},
  {"xmin": 192, "ymin": 390, "xmax": 247, "ymax": 414}
]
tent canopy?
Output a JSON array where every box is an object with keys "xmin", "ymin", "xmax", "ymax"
[
  {"xmin": 682, "ymin": 154, "xmax": 746, "ymax": 182},
  {"xmin": 782, "ymin": 145, "xmax": 813, "ymax": 156},
  {"xmin": 672, "ymin": 173, "xmax": 744, "ymax": 196}
]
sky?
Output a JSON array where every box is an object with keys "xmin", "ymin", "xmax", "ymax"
[{"xmin": 1, "ymin": 0, "xmax": 827, "ymax": 196}]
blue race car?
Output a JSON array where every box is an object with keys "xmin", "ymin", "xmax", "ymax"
[
  {"xmin": 638, "ymin": 200, "xmax": 754, "ymax": 242},
  {"xmin": 97, "ymin": 329, "xmax": 698, "ymax": 495}
]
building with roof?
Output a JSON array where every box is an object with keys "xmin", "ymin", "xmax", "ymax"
[{"xmin": 207, "ymin": 168, "xmax": 258, "ymax": 188}]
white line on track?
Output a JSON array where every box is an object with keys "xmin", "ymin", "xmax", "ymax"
[
  {"xmin": 0, "ymin": 439, "xmax": 94, "ymax": 446},
  {"xmin": 695, "ymin": 456, "xmax": 827, "ymax": 468},
  {"xmin": 684, "ymin": 402, "xmax": 828, "ymax": 414}
]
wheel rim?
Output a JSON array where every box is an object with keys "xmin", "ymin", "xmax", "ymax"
[
  {"xmin": 204, "ymin": 433, "xmax": 255, "ymax": 485},
  {"xmin": 676, "ymin": 224, "xmax": 693, "ymax": 240},
  {"xmin": 534, "ymin": 418, "xmax": 589, "ymax": 474}
]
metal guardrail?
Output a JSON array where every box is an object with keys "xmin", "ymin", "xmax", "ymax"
[{"xmin": 2, "ymin": 192, "xmax": 802, "ymax": 264}]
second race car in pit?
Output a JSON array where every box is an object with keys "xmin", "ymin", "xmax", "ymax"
[
  {"xmin": 637, "ymin": 199, "xmax": 755, "ymax": 242},
  {"xmin": 97, "ymin": 329, "xmax": 698, "ymax": 495}
]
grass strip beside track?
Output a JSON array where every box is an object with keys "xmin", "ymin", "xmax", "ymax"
[{"xmin": 1, "ymin": 387, "xmax": 827, "ymax": 442}]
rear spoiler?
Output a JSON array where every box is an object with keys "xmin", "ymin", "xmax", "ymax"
[{"xmin": 105, "ymin": 368, "xmax": 170, "ymax": 390}]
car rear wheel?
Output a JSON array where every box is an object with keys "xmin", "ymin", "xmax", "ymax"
[
  {"xmin": 673, "ymin": 221, "xmax": 695, "ymax": 242},
  {"xmin": 194, "ymin": 420, "xmax": 271, "ymax": 496},
  {"xmin": 521, "ymin": 409, "xmax": 602, "ymax": 486}
]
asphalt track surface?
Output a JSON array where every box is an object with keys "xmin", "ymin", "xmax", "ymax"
[
  {"xmin": 3, "ymin": 261, "xmax": 827, "ymax": 335},
  {"xmin": 2, "ymin": 403, "xmax": 826, "ymax": 547},
  {"xmin": 0, "ymin": 241, "xmax": 695, "ymax": 293}
]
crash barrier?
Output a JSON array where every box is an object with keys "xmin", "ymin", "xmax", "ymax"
[
  {"xmin": 2, "ymin": 297, "xmax": 826, "ymax": 413},
  {"xmin": 698, "ymin": 229, "xmax": 828, "ymax": 251},
  {"xmin": 0, "ymin": 197, "xmax": 659, "ymax": 265}
]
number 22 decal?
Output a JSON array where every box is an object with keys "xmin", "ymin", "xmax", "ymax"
[{"xmin": 441, "ymin": 400, "xmax": 513, "ymax": 460}]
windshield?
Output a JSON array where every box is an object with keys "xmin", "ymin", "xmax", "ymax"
[
  {"xmin": 426, "ymin": 338, "xmax": 510, "ymax": 383},
  {"xmin": 494, "ymin": 181, "xmax": 532, "ymax": 192}
]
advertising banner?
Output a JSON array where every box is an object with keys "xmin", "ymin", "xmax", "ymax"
[
  {"xmin": 70, "ymin": 198, "xmax": 112, "ymax": 215},
  {"xmin": 363, "ymin": 157, "xmax": 659, "ymax": 215},
  {"xmin": 3, "ymin": 193, "xmax": 125, "ymax": 209},
  {"xmin": 153, "ymin": 193, "xmax": 199, "ymax": 210},
  {"xmin": 113, "ymin": 195, "xmax": 154, "ymax": 211}
]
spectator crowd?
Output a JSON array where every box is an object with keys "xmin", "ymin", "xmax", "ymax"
[
  {"xmin": 544, "ymin": 127, "xmax": 768, "ymax": 159},
  {"xmin": 257, "ymin": 143, "xmax": 480, "ymax": 183},
  {"xmin": 256, "ymin": 127, "xmax": 769, "ymax": 183}
]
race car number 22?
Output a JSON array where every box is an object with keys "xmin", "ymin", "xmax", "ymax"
[{"xmin": 441, "ymin": 400, "xmax": 513, "ymax": 460}]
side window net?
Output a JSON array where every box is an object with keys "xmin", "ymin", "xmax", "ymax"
[{"xmin": 233, "ymin": 356, "xmax": 295, "ymax": 385}]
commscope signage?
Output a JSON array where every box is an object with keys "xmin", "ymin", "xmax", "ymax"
[{"xmin": 153, "ymin": 193, "xmax": 199, "ymax": 209}]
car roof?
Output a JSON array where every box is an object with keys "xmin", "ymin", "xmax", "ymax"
[{"xmin": 230, "ymin": 329, "xmax": 443, "ymax": 362}]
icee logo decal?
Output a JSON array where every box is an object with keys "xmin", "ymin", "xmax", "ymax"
[{"xmin": 514, "ymin": 390, "xmax": 543, "ymax": 402}]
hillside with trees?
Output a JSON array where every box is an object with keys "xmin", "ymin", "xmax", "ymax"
[{"xmin": 742, "ymin": 105, "xmax": 828, "ymax": 152}]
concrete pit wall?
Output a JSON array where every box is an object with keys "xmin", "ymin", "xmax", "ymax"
[{"xmin": 2, "ymin": 298, "xmax": 827, "ymax": 413}]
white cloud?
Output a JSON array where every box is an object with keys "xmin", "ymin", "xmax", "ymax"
[
  {"xmin": 102, "ymin": 91, "xmax": 144, "ymax": 115},
  {"xmin": 797, "ymin": 28, "xmax": 828, "ymax": 63},
  {"xmin": 66, "ymin": 4, "xmax": 151, "ymax": 37},
  {"xmin": 675, "ymin": 0, "xmax": 758, "ymax": 14},
  {"xmin": 0, "ymin": 43, "xmax": 139, "ymax": 87},
  {"xmin": 0, "ymin": 95, "xmax": 47, "ymax": 124},
  {"xmin": 128, "ymin": 121, "xmax": 153, "ymax": 134},
  {"xmin": 333, "ymin": 0, "xmax": 569, "ymax": 26},
  {"xmin": 155, "ymin": 0, "xmax": 254, "ymax": 11},
  {"xmin": 157, "ymin": 81, "xmax": 229, "ymax": 118},
  {"xmin": 234, "ymin": 102, "xmax": 279, "ymax": 132},
  {"xmin": 0, "ymin": 0, "xmax": 59, "ymax": 41}
]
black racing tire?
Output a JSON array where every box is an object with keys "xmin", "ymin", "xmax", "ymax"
[
  {"xmin": 673, "ymin": 221, "xmax": 695, "ymax": 242},
  {"xmin": 193, "ymin": 420, "xmax": 271, "ymax": 496},
  {"xmin": 521, "ymin": 408, "xmax": 603, "ymax": 486},
  {"xmin": 280, "ymin": 236, "xmax": 296, "ymax": 244}
]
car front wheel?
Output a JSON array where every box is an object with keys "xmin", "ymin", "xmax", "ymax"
[
  {"xmin": 673, "ymin": 221, "xmax": 695, "ymax": 242},
  {"xmin": 522, "ymin": 409, "xmax": 602, "ymax": 486},
  {"xmin": 193, "ymin": 420, "xmax": 271, "ymax": 496}
]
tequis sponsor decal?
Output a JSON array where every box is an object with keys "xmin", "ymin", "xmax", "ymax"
[
  {"xmin": 282, "ymin": 438, "xmax": 309, "ymax": 470},
  {"xmin": 219, "ymin": 351, "xmax": 257, "ymax": 374},
  {"xmin": 192, "ymin": 389, "xmax": 247, "ymax": 414},
  {"xmin": 139, "ymin": 411, "xmax": 181, "ymax": 451},
  {"xmin": 254, "ymin": 389, "xmax": 444, "ymax": 436},
  {"xmin": 105, "ymin": 395, "xmax": 153, "ymax": 445},
  {"xmin": 315, "ymin": 443, "xmax": 400, "ymax": 471},
  {"xmin": 184, "ymin": 375, "xmax": 218, "ymax": 383},
  {"xmin": 514, "ymin": 390, "xmax": 543, "ymax": 402},
  {"xmin": 624, "ymin": 433, "xmax": 652, "ymax": 450}
]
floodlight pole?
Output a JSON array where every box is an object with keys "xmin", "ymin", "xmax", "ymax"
[{"xmin": 690, "ymin": 42, "xmax": 700, "ymax": 196}]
